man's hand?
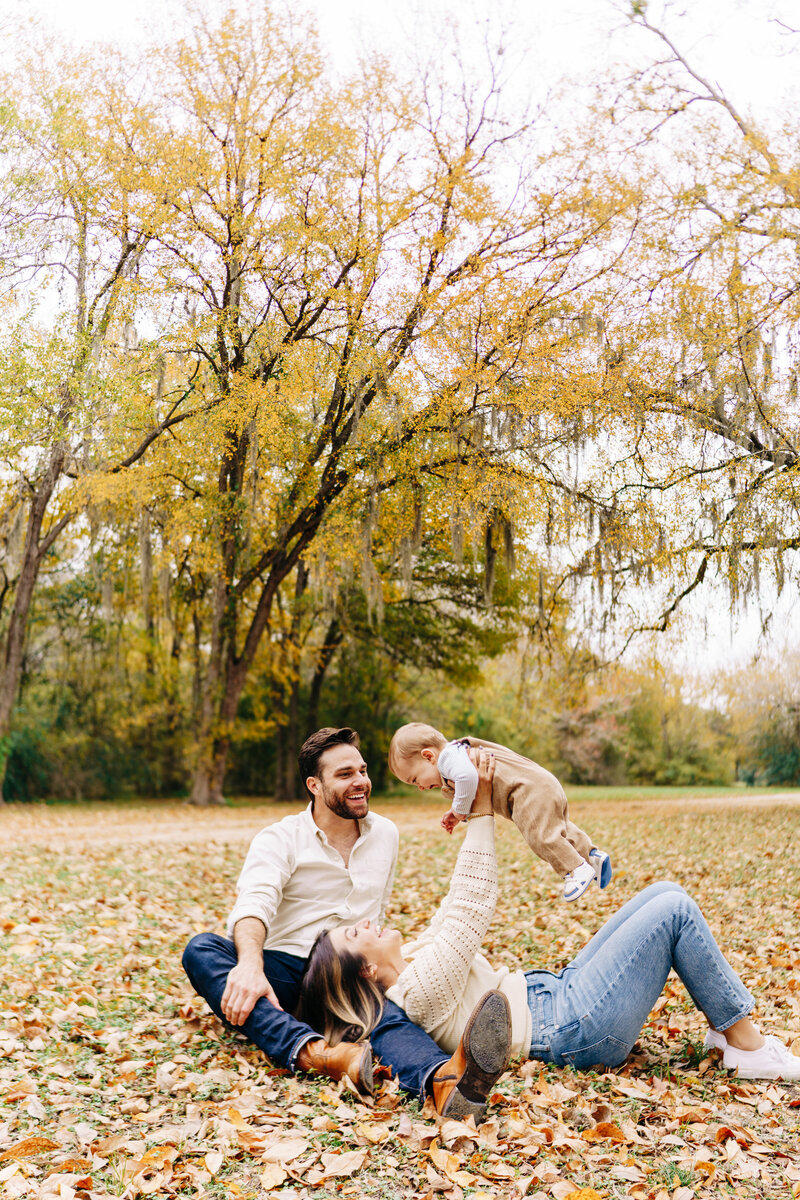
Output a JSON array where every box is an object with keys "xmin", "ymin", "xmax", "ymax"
[
  {"xmin": 441, "ymin": 810, "xmax": 464, "ymax": 834},
  {"xmin": 221, "ymin": 960, "xmax": 283, "ymax": 1025},
  {"xmin": 223, "ymin": 916, "xmax": 282, "ymax": 1025}
]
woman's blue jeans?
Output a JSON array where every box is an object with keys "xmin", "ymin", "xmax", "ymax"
[{"xmin": 527, "ymin": 882, "xmax": 754, "ymax": 1068}]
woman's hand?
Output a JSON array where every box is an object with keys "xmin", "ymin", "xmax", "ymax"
[{"xmin": 470, "ymin": 748, "xmax": 495, "ymax": 816}]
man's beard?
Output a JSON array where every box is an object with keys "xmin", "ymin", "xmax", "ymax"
[{"xmin": 321, "ymin": 783, "xmax": 370, "ymax": 820}]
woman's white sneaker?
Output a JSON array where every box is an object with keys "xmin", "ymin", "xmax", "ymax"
[
  {"xmin": 722, "ymin": 1034, "xmax": 800, "ymax": 1080},
  {"xmin": 703, "ymin": 1028, "xmax": 727, "ymax": 1053}
]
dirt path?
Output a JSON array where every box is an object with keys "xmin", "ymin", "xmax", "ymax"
[{"xmin": 2, "ymin": 790, "xmax": 799, "ymax": 850}]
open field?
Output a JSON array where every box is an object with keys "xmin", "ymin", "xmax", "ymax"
[{"xmin": 1, "ymin": 793, "xmax": 799, "ymax": 1199}]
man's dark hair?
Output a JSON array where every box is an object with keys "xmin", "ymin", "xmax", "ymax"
[{"xmin": 298, "ymin": 727, "xmax": 361, "ymax": 799}]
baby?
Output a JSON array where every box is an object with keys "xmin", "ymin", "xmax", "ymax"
[{"xmin": 388, "ymin": 722, "xmax": 611, "ymax": 902}]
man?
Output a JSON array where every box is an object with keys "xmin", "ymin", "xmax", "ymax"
[{"xmin": 183, "ymin": 726, "xmax": 509, "ymax": 1120}]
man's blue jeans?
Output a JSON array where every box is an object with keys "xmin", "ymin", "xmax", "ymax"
[
  {"xmin": 527, "ymin": 881, "xmax": 755, "ymax": 1068},
  {"xmin": 182, "ymin": 932, "xmax": 448, "ymax": 1098}
]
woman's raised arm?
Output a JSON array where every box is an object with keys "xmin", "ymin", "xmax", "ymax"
[{"xmin": 387, "ymin": 751, "xmax": 498, "ymax": 1031}]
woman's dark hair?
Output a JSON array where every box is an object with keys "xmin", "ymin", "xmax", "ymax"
[
  {"xmin": 297, "ymin": 727, "xmax": 360, "ymax": 799},
  {"xmin": 296, "ymin": 929, "xmax": 385, "ymax": 1045}
]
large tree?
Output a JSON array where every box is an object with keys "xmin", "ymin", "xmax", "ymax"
[
  {"xmin": 0, "ymin": 39, "xmax": 202, "ymax": 795},
  {"xmin": 124, "ymin": 6, "xmax": 635, "ymax": 803},
  {"xmin": 543, "ymin": 11, "xmax": 800, "ymax": 656}
]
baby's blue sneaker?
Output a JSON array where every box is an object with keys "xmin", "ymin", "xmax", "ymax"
[{"xmin": 588, "ymin": 848, "xmax": 612, "ymax": 889}]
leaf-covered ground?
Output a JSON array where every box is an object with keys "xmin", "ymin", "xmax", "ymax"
[{"xmin": 2, "ymin": 792, "xmax": 799, "ymax": 1200}]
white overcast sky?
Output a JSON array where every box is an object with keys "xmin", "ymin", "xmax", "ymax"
[
  {"xmin": 2, "ymin": 0, "xmax": 799, "ymax": 118},
  {"xmin": 2, "ymin": 0, "xmax": 798, "ymax": 675}
]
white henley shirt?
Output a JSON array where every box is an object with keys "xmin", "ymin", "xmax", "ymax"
[{"xmin": 226, "ymin": 804, "xmax": 399, "ymax": 957}]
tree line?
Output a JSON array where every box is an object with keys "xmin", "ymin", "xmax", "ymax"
[{"xmin": 1, "ymin": 5, "xmax": 798, "ymax": 801}]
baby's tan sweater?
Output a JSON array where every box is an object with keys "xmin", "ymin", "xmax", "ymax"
[{"xmin": 385, "ymin": 817, "xmax": 531, "ymax": 1057}]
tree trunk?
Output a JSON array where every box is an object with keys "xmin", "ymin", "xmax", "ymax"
[
  {"xmin": 188, "ymin": 657, "xmax": 242, "ymax": 805},
  {"xmin": 273, "ymin": 672, "xmax": 300, "ymax": 802},
  {"xmin": 188, "ymin": 573, "xmax": 234, "ymax": 805},
  {"xmin": 306, "ymin": 617, "xmax": 343, "ymax": 736},
  {"xmin": 187, "ymin": 747, "xmax": 229, "ymax": 806},
  {"xmin": 139, "ymin": 508, "xmax": 155, "ymax": 676},
  {"xmin": 273, "ymin": 719, "xmax": 286, "ymax": 802},
  {"xmin": 188, "ymin": 651, "xmax": 242, "ymax": 805},
  {"xmin": 0, "ymin": 443, "xmax": 69, "ymax": 799},
  {"xmin": 283, "ymin": 670, "xmax": 299, "ymax": 800},
  {"xmin": 273, "ymin": 563, "xmax": 307, "ymax": 802}
]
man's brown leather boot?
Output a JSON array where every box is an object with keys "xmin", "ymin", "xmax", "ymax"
[
  {"xmin": 296, "ymin": 1039, "xmax": 374, "ymax": 1095},
  {"xmin": 430, "ymin": 990, "xmax": 511, "ymax": 1122}
]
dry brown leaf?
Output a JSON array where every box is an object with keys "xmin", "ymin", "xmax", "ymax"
[
  {"xmin": 130, "ymin": 1146, "xmax": 179, "ymax": 1178},
  {"xmin": 478, "ymin": 1159, "xmax": 516, "ymax": 1180},
  {"xmin": 550, "ymin": 1182, "xmax": 582, "ymax": 1199},
  {"xmin": 610, "ymin": 1080, "xmax": 653, "ymax": 1099},
  {"xmin": 610, "ymin": 1165, "xmax": 644, "ymax": 1182},
  {"xmin": 46, "ymin": 1159, "xmax": 93, "ymax": 1176},
  {"xmin": 259, "ymin": 1163, "xmax": 287, "ymax": 1189},
  {"xmin": 203, "ymin": 1151, "xmax": 223, "ymax": 1175},
  {"xmin": 0, "ymin": 1137, "xmax": 59, "ymax": 1161},
  {"xmin": 428, "ymin": 1141, "xmax": 460, "ymax": 1177},
  {"xmin": 355, "ymin": 1121, "xmax": 391, "ymax": 1144},
  {"xmin": 260, "ymin": 1137, "xmax": 310, "ymax": 1164},
  {"xmin": 235, "ymin": 1126, "xmax": 268, "ymax": 1152},
  {"xmin": 581, "ymin": 1122, "xmax": 627, "ymax": 1145},
  {"xmin": 319, "ymin": 1149, "xmax": 368, "ymax": 1178},
  {"xmin": 91, "ymin": 1135, "xmax": 128, "ymax": 1156},
  {"xmin": 396, "ymin": 1113, "xmax": 413, "ymax": 1138},
  {"xmin": 439, "ymin": 1118, "xmax": 480, "ymax": 1143}
]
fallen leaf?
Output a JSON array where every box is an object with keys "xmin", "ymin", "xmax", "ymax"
[
  {"xmin": 611, "ymin": 1080, "xmax": 653, "ymax": 1100},
  {"xmin": 203, "ymin": 1151, "xmax": 223, "ymax": 1176},
  {"xmin": 0, "ymin": 1137, "xmax": 59, "ymax": 1161},
  {"xmin": 396, "ymin": 1113, "xmax": 413, "ymax": 1138},
  {"xmin": 261, "ymin": 1138, "xmax": 310, "ymax": 1164},
  {"xmin": 46, "ymin": 1159, "xmax": 92, "ymax": 1176},
  {"xmin": 129, "ymin": 1145, "xmax": 179, "ymax": 1179},
  {"xmin": 355, "ymin": 1121, "xmax": 391, "ymax": 1144},
  {"xmin": 551, "ymin": 1182, "xmax": 582, "ymax": 1199},
  {"xmin": 319, "ymin": 1149, "xmax": 368, "ymax": 1178},
  {"xmin": 581, "ymin": 1122, "xmax": 627, "ymax": 1145},
  {"xmin": 479, "ymin": 1159, "xmax": 516, "ymax": 1180},
  {"xmin": 610, "ymin": 1165, "xmax": 643, "ymax": 1182},
  {"xmin": 259, "ymin": 1163, "xmax": 287, "ymax": 1189},
  {"xmin": 92, "ymin": 1135, "xmax": 128, "ymax": 1156},
  {"xmin": 429, "ymin": 1141, "xmax": 460, "ymax": 1175}
]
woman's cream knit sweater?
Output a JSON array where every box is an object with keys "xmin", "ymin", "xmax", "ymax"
[{"xmin": 385, "ymin": 817, "xmax": 531, "ymax": 1056}]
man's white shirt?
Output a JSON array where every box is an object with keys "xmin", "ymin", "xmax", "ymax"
[{"xmin": 227, "ymin": 804, "xmax": 399, "ymax": 957}]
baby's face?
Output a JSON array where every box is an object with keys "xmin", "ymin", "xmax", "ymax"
[{"xmin": 402, "ymin": 752, "xmax": 442, "ymax": 792}]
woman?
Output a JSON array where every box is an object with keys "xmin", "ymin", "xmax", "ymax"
[{"xmin": 297, "ymin": 753, "xmax": 800, "ymax": 1081}]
